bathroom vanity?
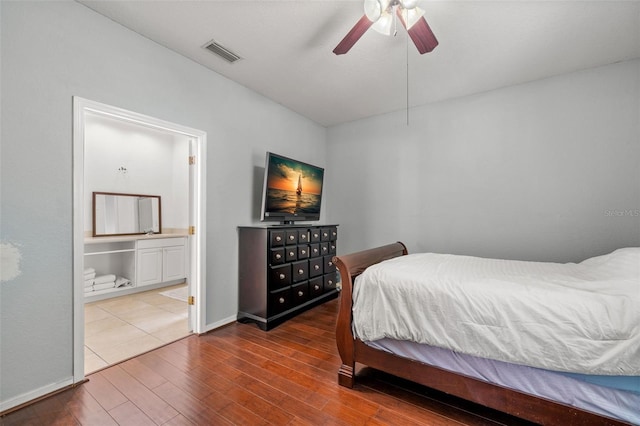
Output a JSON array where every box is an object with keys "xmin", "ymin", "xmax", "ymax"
[
  {"xmin": 84, "ymin": 234, "xmax": 187, "ymax": 302},
  {"xmin": 84, "ymin": 191, "xmax": 187, "ymax": 302}
]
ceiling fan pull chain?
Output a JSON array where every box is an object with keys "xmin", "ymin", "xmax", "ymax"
[{"xmin": 393, "ymin": 5, "xmax": 398, "ymax": 36}]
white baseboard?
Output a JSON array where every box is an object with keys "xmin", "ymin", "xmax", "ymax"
[
  {"xmin": 202, "ymin": 314, "xmax": 236, "ymax": 334},
  {"xmin": 0, "ymin": 377, "xmax": 74, "ymax": 413}
]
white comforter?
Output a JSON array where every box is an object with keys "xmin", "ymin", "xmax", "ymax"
[{"xmin": 352, "ymin": 247, "xmax": 640, "ymax": 375}]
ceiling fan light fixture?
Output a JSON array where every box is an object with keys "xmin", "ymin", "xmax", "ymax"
[
  {"xmin": 364, "ymin": 0, "xmax": 382, "ymax": 21},
  {"xmin": 371, "ymin": 10, "xmax": 394, "ymax": 35},
  {"xmin": 402, "ymin": 6, "xmax": 425, "ymax": 30},
  {"xmin": 334, "ymin": 0, "xmax": 437, "ymax": 55},
  {"xmin": 401, "ymin": 0, "xmax": 418, "ymax": 9}
]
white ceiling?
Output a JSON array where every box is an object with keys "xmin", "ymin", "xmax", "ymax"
[{"xmin": 78, "ymin": 0, "xmax": 640, "ymax": 127}]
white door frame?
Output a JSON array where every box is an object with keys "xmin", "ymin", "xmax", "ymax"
[{"xmin": 72, "ymin": 97, "xmax": 207, "ymax": 382}]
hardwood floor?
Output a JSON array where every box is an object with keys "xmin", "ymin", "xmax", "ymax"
[{"xmin": 1, "ymin": 297, "xmax": 534, "ymax": 425}]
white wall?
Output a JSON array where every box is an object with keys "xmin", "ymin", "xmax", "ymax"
[
  {"xmin": 84, "ymin": 112, "xmax": 190, "ymax": 232},
  {"xmin": 326, "ymin": 59, "xmax": 640, "ymax": 263},
  {"xmin": 0, "ymin": 1, "xmax": 325, "ymax": 409}
]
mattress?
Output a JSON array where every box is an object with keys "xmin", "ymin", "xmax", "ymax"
[
  {"xmin": 367, "ymin": 338, "xmax": 640, "ymax": 425},
  {"xmin": 352, "ymin": 247, "xmax": 640, "ymax": 375}
]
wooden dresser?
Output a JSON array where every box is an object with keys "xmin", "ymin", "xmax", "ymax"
[{"xmin": 237, "ymin": 225, "xmax": 339, "ymax": 330}]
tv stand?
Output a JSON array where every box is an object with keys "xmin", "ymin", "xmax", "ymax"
[{"xmin": 237, "ymin": 224, "xmax": 339, "ymax": 330}]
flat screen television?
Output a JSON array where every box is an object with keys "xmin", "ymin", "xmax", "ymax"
[{"xmin": 260, "ymin": 152, "xmax": 324, "ymax": 224}]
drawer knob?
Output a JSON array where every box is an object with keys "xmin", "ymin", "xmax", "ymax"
[
  {"xmin": 279, "ymin": 297, "xmax": 285, "ymax": 304},
  {"xmin": 313, "ymin": 248, "xmax": 318, "ymax": 253},
  {"xmin": 328, "ymin": 261, "xmax": 333, "ymax": 267},
  {"xmin": 313, "ymin": 233, "xmax": 319, "ymax": 238},
  {"xmin": 314, "ymin": 265, "xmax": 320, "ymax": 270},
  {"xmin": 333, "ymin": 231, "xmax": 337, "ymax": 237},
  {"xmin": 298, "ymin": 269, "xmax": 304, "ymax": 275},
  {"xmin": 314, "ymin": 285, "xmax": 320, "ymax": 290},
  {"xmin": 298, "ymin": 291, "xmax": 304, "ymax": 297},
  {"xmin": 279, "ymin": 273, "xmax": 285, "ymax": 280},
  {"xmin": 275, "ymin": 236, "xmax": 282, "ymax": 242},
  {"xmin": 289, "ymin": 251, "xmax": 295, "ymax": 257},
  {"xmin": 328, "ymin": 280, "xmax": 333, "ymax": 285},
  {"xmin": 301, "ymin": 235, "xmax": 306, "ymax": 240},
  {"xmin": 289, "ymin": 235, "xmax": 295, "ymax": 240},
  {"xmin": 331, "ymin": 245, "xmax": 336, "ymax": 250},
  {"xmin": 323, "ymin": 247, "xmax": 328, "ymax": 252},
  {"xmin": 323, "ymin": 232, "xmax": 328, "ymax": 237},
  {"xmin": 301, "ymin": 249, "xmax": 306, "ymax": 255},
  {"xmin": 275, "ymin": 253, "xmax": 281, "ymax": 259}
]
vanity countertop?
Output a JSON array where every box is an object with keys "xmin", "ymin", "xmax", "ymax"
[{"xmin": 85, "ymin": 232, "xmax": 188, "ymax": 244}]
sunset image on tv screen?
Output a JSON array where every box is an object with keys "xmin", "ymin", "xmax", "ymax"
[{"xmin": 265, "ymin": 155, "xmax": 323, "ymax": 215}]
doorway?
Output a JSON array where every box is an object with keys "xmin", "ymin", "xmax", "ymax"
[{"xmin": 72, "ymin": 97, "xmax": 207, "ymax": 381}]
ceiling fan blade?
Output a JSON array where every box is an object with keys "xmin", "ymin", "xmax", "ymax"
[
  {"xmin": 333, "ymin": 15, "xmax": 374, "ymax": 55},
  {"xmin": 396, "ymin": 10, "xmax": 438, "ymax": 54}
]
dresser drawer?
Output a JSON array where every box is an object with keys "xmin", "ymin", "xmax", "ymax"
[
  {"xmin": 329, "ymin": 241, "xmax": 337, "ymax": 255},
  {"xmin": 269, "ymin": 264, "xmax": 291, "ymax": 289},
  {"xmin": 292, "ymin": 281, "xmax": 309, "ymax": 304},
  {"xmin": 298, "ymin": 229, "xmax": 309, "ymax": 243},
  {"xmin": 270, "ymin": 248, "xmax": 285, "ymax": 265},
  {"xmin": 270, "ymin": 230, "xmax": 286, "ymax": 247},
  {"xmin": 324, "ymin": 255, "xmax": 336, "ymax": 273},
  {"xmin": 321, "ymin": 227, "xmax": 332, "ymax": 242},
  {"xmin": 309, "ymin": 243, "xmax": 320, "ymax": 258},
  {"xmin": 298, "ymin": 245, "xmax": 310, "ymax": 259},
  {"xmin": 309, "ymin": 257, "xmax": 323, "ymax": 278},
  {"xmin": 269, "ymin": 287, "xmax": 291, "ymax": 316},
  {"xmin": 291, "ymin": 260, "xmax": 309, "ymax": 283},
  {"xmin": 320, "ymin": 242, "xmax": 330, "ymax": 256},
  {"xmin": 285, "ymin": 246, "xmax": 298, "ymax": 262},
  {"xmin": 285, "ymin": 230, "xmax": 298, "ymax": 245},
  {"xmin": 324, "ymin": 272, "xmax": 338, "ymax": 292},
  {"xmin": 309, "ymin": 277, "xmax": 324, "ymax": 297}
]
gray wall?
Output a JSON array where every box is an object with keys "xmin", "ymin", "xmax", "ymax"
[
  {"xmin": 326, "ymin": 59, "xmax": 640, "ymax": 263},
  {"xmin": 0, "ymin": 1, "xmax": 325, "ymax": 408}
]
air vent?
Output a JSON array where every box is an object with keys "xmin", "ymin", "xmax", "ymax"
[{"xmin": 203, "ymin": 40, "xmax": 242, "ymax": 63}]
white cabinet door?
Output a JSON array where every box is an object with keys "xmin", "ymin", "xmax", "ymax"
[
  {"xmin": 137, "ymin": 248, "xmax": 163, "ymax": 286},
  {"xmin": 163, "ymin": 245, "xmax": 186, "ymax": 282}
]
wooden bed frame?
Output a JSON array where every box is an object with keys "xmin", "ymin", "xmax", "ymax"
[{"xmin": 333, "ymin": 242, "xmax": 630, "ymax": 426}]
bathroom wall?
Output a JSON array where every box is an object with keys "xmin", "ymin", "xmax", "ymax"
[{"xmin": 84, "ymin": 112, "xmax": 190, "ymax": 233}]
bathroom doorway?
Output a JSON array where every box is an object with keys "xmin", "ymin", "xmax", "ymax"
[{"xmin": 72, "ymin": 97, "xmax": 207, "ymax": 381}]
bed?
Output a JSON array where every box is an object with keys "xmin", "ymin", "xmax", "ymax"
[{"xmin": 333, "ymin": 242, "xmax": 640, "ymax": 426}]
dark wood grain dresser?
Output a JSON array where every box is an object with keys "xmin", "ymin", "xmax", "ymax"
[{"xmin": 237, "ymin": 225, "xmax": 339, "ymax": 330}]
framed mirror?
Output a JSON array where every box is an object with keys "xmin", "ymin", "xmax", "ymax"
[{"xmin": 93, "ymin": 191, "xmax": 161, "ymax": 237}]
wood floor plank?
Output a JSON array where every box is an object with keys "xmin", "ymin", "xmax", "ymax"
[
  {"xmin": 136, "ymin": 350, "xmax": 216, "ymax": 401},
  {"xmin": 161, "ymin": 413, "xmax": 196, "ymax": 425},
  {"xmin": 2, "ymin": 298, "xmax": 527, "ymax": 426},
  {"xmin": 48, "ymin": 385, "xmax": 116, "ymax": 426},
  {"xmin": 152, "ymin": 381, "xmax": 234, "ymax": 425},
  {"xmin": 101, "ymin": 365, "xmax": 178, "ymax": 425},
  {"xmin": 223, "ymin": 354, "xmax": 328, "ymax": 410},
  {"xmin": 107, "ymin": 401, "xmax": 156, "ymax": 426},
  {"xmin": 216, "ymin": 379, "xmax": 295, "ymax": 425},
  {"xmin": 82, "ymin": 371, "xmax": 129, "ymax": 411},
  {"xmin": 118, "ymin": 357, "xmax": 168, "ymax": 390}
]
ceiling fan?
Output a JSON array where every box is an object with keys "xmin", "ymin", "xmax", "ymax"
[{"xmin": 333, "ymin": 0, "xmax": 438, "ymax": 55}]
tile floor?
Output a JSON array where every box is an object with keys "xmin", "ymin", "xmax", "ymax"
[{"xmin": 84, "ymin": 283, "xmax": 190, "ymax": 374}]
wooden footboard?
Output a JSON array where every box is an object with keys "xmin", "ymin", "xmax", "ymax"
[
  {"xmin": 332, "ymin": 242, "xmax": 631, "ymax": 426},
  {"xmin": 332, "ymin": 242, "xmax": 408, "ymax": 388}
]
